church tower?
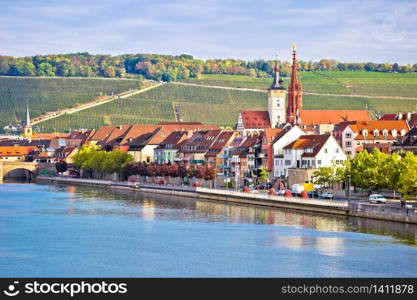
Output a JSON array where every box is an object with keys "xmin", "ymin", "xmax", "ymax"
[
  {"xmin": 268, "ymin": 58, "xmax": 286, "ymax": 128},
  {"xmin": 287, "ymin": 43, "xmax": 303, "ymax": 125},
  {"xmin": 23, "ymin": 101, "xmax": 33, "ymax": 139}
]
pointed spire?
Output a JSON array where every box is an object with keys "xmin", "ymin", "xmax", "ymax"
[
  {"xmin": 287, "ymin": 43, "xmax": 303, "ymax": 125},
  {"xmin": 269, "ymin": 54, "xmax": 284, "ymax": 90},
  {"xmin": 26, "ymin": 100, "xmax": 31, "ymax": 127}
]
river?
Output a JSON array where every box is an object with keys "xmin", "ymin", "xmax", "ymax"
[{"xmin": 1, "ymin": 183, "xmax": 416, "ymax": 277}]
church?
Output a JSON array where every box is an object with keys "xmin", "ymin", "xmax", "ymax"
[{"xmin": 236, "ymin": 45, "xmax": 371, "ymax": 135}]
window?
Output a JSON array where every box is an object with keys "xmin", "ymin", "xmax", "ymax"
[
  {"xmin": 336, "ymin": 148, "xmax": 339, "ymax": 153},
  {"xmin": 346, "ymin": 151, "xmax": 352, "ymax": 156},
  {"xmin": 285, "ymin": 160, "xmax": 291, "ymax": 166},
  {"xmin": 317, "ymin": 160, "xmax": 321, "ymax": 165},
  {"xmin": 324, "ymin": 148, "xmax": 328, "ymax": 153},
  {"xmin": 345, "ymin": 133, "xmax": 352, "ymax": 138},
  {"xmin": 345, "ymin": 141, "xmax": 351, "ymax": 147}
]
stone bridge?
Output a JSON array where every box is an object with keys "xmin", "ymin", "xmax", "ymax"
[{"xmin": 0, "ymin": 161, "xmax": 53, "ymax": 183}]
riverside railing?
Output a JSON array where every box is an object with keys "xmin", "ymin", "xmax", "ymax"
[
  {"xmin": 196, "ymin": 187, "xmax": 348, "ymax": 208},
  {"xmin": 38, "ymin": 177, "xmax": 348, "ymax": 209}
]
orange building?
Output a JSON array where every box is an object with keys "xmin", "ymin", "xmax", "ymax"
[{"xmin": 0, "ymin": 146, "xmax": 36, "ymax": 161}]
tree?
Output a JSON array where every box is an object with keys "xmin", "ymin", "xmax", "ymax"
[
  {"xmin": 36, "ymin": 63, "xmax": 55, "ymax": 77},
  {"xmin": 397, "ymin": 152, "xmax": 417, "ymax": 199},
  {"xmin": 313, "ymin": 163, "xmax": 344, "ymax": 190},
  {"xmin": 383, "ymin": 152, "xmax": 403, "ymax": 198},
  {"xmin": 203, "ymin": 166, "xmax": 216, "ymax": 188},
  {"xmin": 72, "ymin": 145, "xmax": 132, "ymax": 179},
  {"xmin": 313, "ymin": 167, "xmax": 334, "ymax": 188},
  {"xmin": 55, "ymin": 160, "xmax": 67, "ymax": 174},
  {"xmin": 258, "ymin": 166, "xmax": 268, "ymax": 184}
]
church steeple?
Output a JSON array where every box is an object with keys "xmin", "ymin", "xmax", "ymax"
[
  {"xmin": 287, "ymin": 43, "xmax": 303, "ymax": 125},
  {"xmin": 26, "ymin": 100, "xmax": 31, "ymax": 127},
  {"xmin": 267, "ymin": 55, "xmax": 287, "ymax": 127},
  {"xmin": 270, "ymin": 56, "xmax": 284, "ymax": 90},
  {"xmin": 23, "ymin": 100, "xmax": 33, "ymax": 139}
]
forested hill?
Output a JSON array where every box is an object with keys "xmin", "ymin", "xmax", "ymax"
[{"xmin": 0, "ymin": 53, "xmax": 416, "ymax": 82}]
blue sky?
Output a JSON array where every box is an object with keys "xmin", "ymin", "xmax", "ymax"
[{"xmin": 0, "ymin": 0, "xmax": 416, "ymax": 63}]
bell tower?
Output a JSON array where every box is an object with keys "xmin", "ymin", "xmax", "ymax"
[{"xmin": 268, "ymin": 56, "xmax": 286, "ymax": 128}]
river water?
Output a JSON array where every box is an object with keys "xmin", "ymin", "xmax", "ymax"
[{"xmin": 1, "ymin": 183, "xmax": 416, "ymax": 277}]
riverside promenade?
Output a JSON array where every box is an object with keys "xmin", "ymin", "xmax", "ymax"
[{"xmin": 37, "ymin": 176, "xmax": 417, "ymax": 224}]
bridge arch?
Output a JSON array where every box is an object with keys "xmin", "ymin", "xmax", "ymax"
[{"xmin": 0, "ymin": 162, "xmax": 38, "ymax": 183}]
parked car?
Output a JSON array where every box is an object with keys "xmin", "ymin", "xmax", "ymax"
[
  {"xmin": 369, "ymin": 194, "xmax": 386, "ymax": 204},
  {"xmin": 320, "ymin": 192, "xmax": 334, "ymax": 199}
]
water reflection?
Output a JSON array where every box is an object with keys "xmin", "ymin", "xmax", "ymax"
[
  {"xmin": 55, "ymin": 184, "xmax": 417, "ymax": 246},
  {"xmin": 265, "ymin": 236, "xmax": 345, "ymax": 257}
]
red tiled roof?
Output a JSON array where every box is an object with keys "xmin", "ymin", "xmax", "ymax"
[
  {"xmin": 349, "ymin": 120, "xmax": 408, "ymax": 131},
  {"xmin": 300, "ymin": 110, "xmax": 371, "ymax": 125},
  {"xmin": 157, "ymin": 121, "xmax": 203, "ymax": 125},
  {"xmin": 89, "ymin": 126, "xmax": 120, "ymax": 142},
  {"xmin": 380, "ymin": 114, "xmax": 396, "ymax": 120},
  {"xmin": 380, "ymin": 113, "xmax": 417, "ymax": 128},
  {"xmin": 148, "ymin": 125, "xmax": 220, "ymax": 145},
  {"xmin": 180, "ymin": 130, "xmax": 222, "ymax": 153},
  {"xmin": 284, "ymin": 134, "xmax": 331, "ymax": 157},
  {"xmin": 0, "ymin": 146, "xmax": 36, "ymax": 157},
  {"xmin": 155, "ymin": 131, "xmax": 189, "ymax": 150},
  {"xmin": 241, "ymin": 111, "xmax": 271, "ymax": 128},
  {"xmin": 102, "ymin": 125, "xmax": 132, "ymax": 146},
  {"xmin": 264, "ymin": 128, "xmax": 284, "ymax": 143},
  {"xmin": 348, "ymin": 120, "xmax": 409, "ymax": 141},
  {"xmin": 32, "ymin": 133, "xmax": 70, "ymax": 140},
  {"xmin": 205, "ymin": 131, "xmax": 236, "ymax": 157},
  {"xmin": 120, "ymin": 125, "xmax": 158, "ymax": 145}
]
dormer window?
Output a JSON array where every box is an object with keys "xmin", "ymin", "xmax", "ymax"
[
  {"xmin": 392, "ymin": 129, "xmax": 397, "ymax": 137},
  {"xmin": 362, "ymin": 130, "xmax": 368, "ymax": 139},
  {"xmin": 382, "ymin": 130, "xmax": 388, "ymax": 139},
  {"xmin": 373, "ymin": 129, "xmax": 379, "ymax": 138},
  {"xmin": 400, "ymin": 129, "xmax": 406, "ymax": 136}
]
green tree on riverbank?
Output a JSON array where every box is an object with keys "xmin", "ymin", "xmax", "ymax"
[
  {"xmin": 342, "ymin": 149, "xmax": 417, "ymax": 198},
  {"xmin": 73, "ymin": 145, "xmax": 133, "ymax": 179}
]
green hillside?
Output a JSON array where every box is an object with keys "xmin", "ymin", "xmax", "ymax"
[
  {"xmin": 0, "ymin": 77, "xmax": 142, "ymax": 130},
  {"xmin": 183, "ymin": 71, "xmax": 417, "ymax": 97},
  {"xmin": 37, "ymin": 84, "xmax": 266, "ymax": 131},
  {"xmin": 37, "ymin": 82, "xmax": 417, "ymax": 131},
  {"xmin": 2, "ymin": 72, "xmax": 417, "ymax": 132}
]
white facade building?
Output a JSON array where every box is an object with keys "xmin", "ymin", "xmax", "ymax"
[
  {"xmin": 275, "ymin": 134, "xmax": 346, "ymax": 177},
  {"xmin": 272, "ymin": 125, "xmax": 306, "ymax": 177}
]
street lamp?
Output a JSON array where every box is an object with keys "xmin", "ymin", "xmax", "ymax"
[{"xmin": 347, "ymin": 175, "xmax": 351, "ymax": 198}]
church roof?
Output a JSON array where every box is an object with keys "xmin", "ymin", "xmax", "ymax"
[
  {"xmin": 269, "ymin": 67, "xmax": 285, "ymax": 90},
  {"xmin": 240, "ymin": 111, "xmax": 271, "ymax": 129},
  {"xmin": 300, "ymin": 110, "xmax": 371, "ymax": 125}
]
